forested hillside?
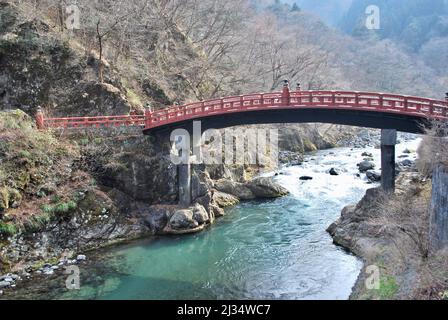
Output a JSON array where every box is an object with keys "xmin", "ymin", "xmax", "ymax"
[
  {"xmin": 1, "ymin": 0, "xmax": 446, "ymax": 121},
  {"xmin": 340, "ymin": 0, "xmax": 448, "ymax": 50}
]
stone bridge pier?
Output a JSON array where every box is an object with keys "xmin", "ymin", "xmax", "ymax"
[
  {"xmin": 178, "ymin": 162, "xmax": 191, "ymax": 208},
  {"xmin": 381, "ymin": 129, "xmax": 397, "ymax": 193}
]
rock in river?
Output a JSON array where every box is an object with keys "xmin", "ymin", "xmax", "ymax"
[
  {"xmin": 300, "ymin": 176, "xmax": 313, "ymax": 181},
  {"xmin": 214, "ymin": 179, "xmax": 255, "ymax": 200},
  {"xmin": 329, "ymin": 168, "xmax": 340, "ymax": 176},
  {"xmin": 357, "ymin": 161, "xmax": 375, "ymax": 173},
  {"xmin": 366, "ymin": 170, "xmax": 381, "ymax": 182},
  {"xmin": 247, "ymin": 177, "xmax": 289, "ymax": 198}
]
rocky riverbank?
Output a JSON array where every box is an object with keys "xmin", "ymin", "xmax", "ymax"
[{"xmin": 327, "ymin": 143, "xmax": 448, "ymax": 300}]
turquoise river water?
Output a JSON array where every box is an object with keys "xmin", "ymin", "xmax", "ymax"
[{"xmin": 9, "ymin": 137, "xmax": 420, "ymax": 300}]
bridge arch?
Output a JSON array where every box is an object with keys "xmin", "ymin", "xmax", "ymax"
[{"xmin": 143, "ymin": 86, "xmax": 448, "ymax": 135}]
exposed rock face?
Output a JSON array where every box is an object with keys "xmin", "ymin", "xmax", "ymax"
[
  {"xmin": 327, "ymin": 188, "xmax": 386, "ymax": 256},
  {"xmin": 1, "ymin": 189, "xmax": 149, "ymax": 273},
  {"xmin": 78, "ymin": 131, "xmax": 178, "ymax": 204}
]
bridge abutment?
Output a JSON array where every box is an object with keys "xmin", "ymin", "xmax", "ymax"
[
  {"xmin": 381, "ymin": 129, "xmax": 397, "ymax": 193},
  {"xmin": 430, "ymin": 165, "xmax": 448, "ymax": 251}
]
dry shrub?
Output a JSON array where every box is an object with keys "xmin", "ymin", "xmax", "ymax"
[
  {"xmin": 373, "ymin": 183, "xmax": 431, "ymax": 259},
  {"xmin": 416, "ymin": 249, "xmax": 448, "ymax": 299},
  {"xmin": 417, "ymin": 121, "xmax": 448, "ymax": 176}
]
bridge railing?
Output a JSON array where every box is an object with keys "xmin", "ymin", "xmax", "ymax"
[
  {"xmin": 146, "ymin": 90, "xmax": 448, "ymax": 129},
  {"xmin": 35, "ymin": 90, "xmax": 448, "ymax": 130},
  {"xmin": 37, "ymin": 113, "xmax": 146, "ymax": 129}
]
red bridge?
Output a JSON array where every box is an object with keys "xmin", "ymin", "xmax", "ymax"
[{"xmin": 36, "ymin": 83, "xmax": 448, "ymax": 134}]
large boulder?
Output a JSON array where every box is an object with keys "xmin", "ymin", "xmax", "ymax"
[
  {"xmin": 192, "ymin": 203, "xmax": 210, "ymax": 225},
  {"xmin": 142, "ymin": 205, "xmax": 171, "ymax": 233},
  {"xmin": 357, "ymin": 161, "xmax": 375, "ymax": 173},
  {"xmin": 211, "ymin": 204, "xmax": 225, "ymax": 218},
  {"xmin": 247, "ymin": 177, "xmax": 289, "ymax": 198},
  {"xmin": 168, "ymin": 209, "xmax": 198, "ymax": 230},
  {"xmin": 214, "ymin": 179, "xmax": 255, "ymax": 200},
  {"xmin": 213, "ymin": 191, "xmax": 240, "ymax": 207}
]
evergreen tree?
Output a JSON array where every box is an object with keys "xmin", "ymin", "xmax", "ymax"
[{"xmin": 291, "ymin": 3, "xmax": 300, "ymax": 12}]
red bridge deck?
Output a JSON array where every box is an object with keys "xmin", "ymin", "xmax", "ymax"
[{"xmin": 36, "ymin": 88, "xmax": 448, "ymax": 132}]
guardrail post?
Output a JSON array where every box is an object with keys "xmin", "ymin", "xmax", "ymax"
[
  {"xmin": 381, "ymin": 129, "xmax": 397, "ymax": 193},
  {"xmin": 144, "ymin": 105, "xmax": 153, "ymax": 129},
  {"xmin": 282, "ymin": 80, "xmax": 290, "ymax": 105},
  {"xmin": 35, "ymin": 107, "xmax": 45, "ymax": 129}
]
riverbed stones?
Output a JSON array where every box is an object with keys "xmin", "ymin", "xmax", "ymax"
[
  {"xmin": 366, "ymin": 170, "xmax": 381, "ymax": 182},
  {"xmin": 76, "ymin": 254, "xmax": 86, "ymax": 262},
  {"xmin": 0, "ymin": 281, "xmax": 9, "ymax": 289},
  {"xmin": 357, "ymin": 161, "xmax": 375, "ymax": 173},
  {"xmin": 400, "ymin": 159, "xmax": 413, "ymax": 167},
  {"xmin": 329, "ymin": 168, "xmax": 340, "ymax": 176}
]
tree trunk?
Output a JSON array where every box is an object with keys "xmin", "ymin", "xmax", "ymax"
[
  {"xmin": 96, "ymin": 20, "xmax": 104, "ymax": 83},
  {"xmin": 429, "ymin": 165, "xmax": 448, "ymax": 251}
]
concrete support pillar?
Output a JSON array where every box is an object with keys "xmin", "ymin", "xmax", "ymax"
[
  {"xmin": 429, "ymin": 165, "xmax": 448, "ymax": 251},
  {"xmin": 381, "ymin": 129, "xmax": 397, "ymax": 193},
  {"xmin": 178, "ymin": 163, "xmax": 191, "ymax": 208}
]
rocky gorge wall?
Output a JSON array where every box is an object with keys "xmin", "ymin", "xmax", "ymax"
[{"xmin": 0, "ymin": 1, "xmax": 388, "ymax": 295}]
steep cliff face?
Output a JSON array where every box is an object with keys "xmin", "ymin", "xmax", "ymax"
[{"xmin": 0, "ymin": 2, "xmax": 204, "ymax": 116}]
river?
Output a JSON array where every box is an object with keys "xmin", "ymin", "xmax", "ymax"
[{"xmin": 8, "ymin": 135, "xmax": 421, "ymax": 300}]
